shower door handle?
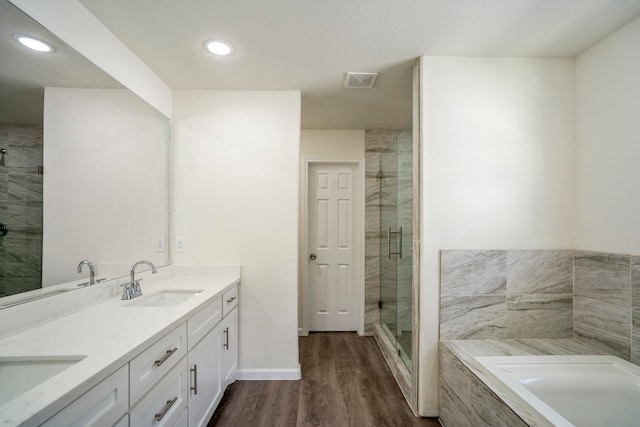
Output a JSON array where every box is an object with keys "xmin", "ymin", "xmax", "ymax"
[
  {"xmin": 0, "ymin": 222, "xmax": 7, "ymax": 237},
  {"xmin": 387, "ymin": 227, "xmax": 402, "ymax": 259}
]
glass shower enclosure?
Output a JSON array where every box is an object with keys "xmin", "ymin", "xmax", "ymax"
[{"xmin": 379, "ymin": 121, "xmax": 413, "ymax": 371}]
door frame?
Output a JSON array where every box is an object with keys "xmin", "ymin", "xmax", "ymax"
[{"xmin": 301, "ymin": 160, "xmax": 365, "ymax": 336}]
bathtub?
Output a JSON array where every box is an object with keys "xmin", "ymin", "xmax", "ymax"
[{"xmin": 474, "ymin": 355, "xmax": 640, "ymax": 427}]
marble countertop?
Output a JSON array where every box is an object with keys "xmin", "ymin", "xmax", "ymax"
[
  {"xmin": 0, "ymin": 271, "xmax": 240, "ymax": 426},
  {"xmin": 441, "ymin": 339, "xmax": 608, "ymax": 426}
]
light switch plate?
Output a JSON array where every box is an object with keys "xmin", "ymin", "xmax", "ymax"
[
  {"xmin": 175, "ymin": 237, "xmax": 185, "ymax": 253},
  {"xmin": 155, "ymin": 236, "xmax": 166, "ymax": 252}
]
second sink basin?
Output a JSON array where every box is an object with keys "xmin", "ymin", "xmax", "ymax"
[
  {"xmin": 0, "ymin": 356, "xmax": 86, "ymax": 406},
  {"xmin": 125, "ymin": 290, "xmax": 203, "ymax": 307}
]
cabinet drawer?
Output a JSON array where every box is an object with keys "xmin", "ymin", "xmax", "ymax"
[
  {"xmin": 222, "ymin": 285, "xmax": 238, "ymax": 317},
  {"xmin": 129, "ymin": 357, "xmax": 188, "ymax": 427},
  {"xmin": 188, "ymin": 297, "xmax": 222, "ymax": 351},
  {"xmin": 42, "ymin": 364, "xmax": 128, "ymax": 427},
  {"xmin": 130, "ymin": 323, "xmax": 187, "ymax": 405}
]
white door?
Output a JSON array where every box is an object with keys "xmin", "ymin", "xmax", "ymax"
[{"xmin": 308, "ymin": 164, "xmax": 358, "ymax": 331}]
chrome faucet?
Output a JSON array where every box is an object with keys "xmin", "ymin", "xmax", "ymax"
[
  {"xmin": 122, "ymin": 260, "xmax": 157, "ymax": 300},
  {"xmin": 76, "ymin": 260, "xmax": 95, "ymax": 286}
]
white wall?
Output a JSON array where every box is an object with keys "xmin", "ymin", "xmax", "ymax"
[
  {"xmin": 172, "ymin": 90, "xmax": 301, "ymax": 378},
  {"xmin": 300, "ymin": 130, "xmax": 364, "ymax": 160},
  {"xmin": 298, "ymin": 130, "xmax": 365, "ymax": 330},
  {"xmin": 419, "ymin": 56, "xmax": 574, "ymax": 414},
  {"xmin": 43, "ymin": 88, "xmax": 170, "ymax": 286},
  {"xmin": 574, "ymin": 16, "xmax": 640, "ymax": 255}
]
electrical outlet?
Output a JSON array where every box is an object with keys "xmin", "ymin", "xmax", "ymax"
[
  {"xmin": 175, "ymin": 237, "xmax": 185, "ymax": 253},
  {"xmin": 155, "ymin": 236, "xmax": 166, "ymax": 252}
]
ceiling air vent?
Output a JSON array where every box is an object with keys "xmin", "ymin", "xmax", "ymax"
[{"xmin": 344, "ymin": 72, "xmax": 378, "ymax": 89}]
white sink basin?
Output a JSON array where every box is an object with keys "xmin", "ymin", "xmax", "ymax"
[
  {"xmin": 125, "ymin": 290, "xmax": 203, "ymax": 307},
  {"xmin": 0, "ymin": 356, "xmax": 86, "ymax": 406}
]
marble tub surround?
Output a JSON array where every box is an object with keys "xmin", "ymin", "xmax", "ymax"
[
  {"xmin": 440, "ymin": 250, "xmax": 573, "ymax": 340},
  {"xmin": 0, "ymin": 265, "xmax": 241, "ymax": 426},
  {"xmin": 439, "ymin": 339, "xmax": 607, "ymax": 427},
  {"xmin": 574, "ymin": 251, "xmax": 633, "ymax": 359},
  {"xmin": 633, "ymin": 257, "xmax": 640, "ymax": 364}
]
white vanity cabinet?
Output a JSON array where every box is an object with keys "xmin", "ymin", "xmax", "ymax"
[{"xmin": 30, "ymin": 281, "xmax": 239, "ymax": 427}]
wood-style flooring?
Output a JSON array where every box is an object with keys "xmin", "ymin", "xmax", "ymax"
[{"xmin": 208, "ymin": 332, "xmax": 440, "ymax": 426}]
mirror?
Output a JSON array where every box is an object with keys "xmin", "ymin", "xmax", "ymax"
[{"xmin": 0, "ymin": 0, "xmax": 170, "ymax": 307}]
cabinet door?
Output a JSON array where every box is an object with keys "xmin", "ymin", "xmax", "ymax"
[
  {"xmin": 187, "ymin": 327, "xmax": 222, "ymax": 427},
  {"xmin": 221, "ymin": 307, "xmax": 238, "ymax": 388},
  {"xmin": 42, "ymin": 364, "xmax": 128, "ymax": 427}
]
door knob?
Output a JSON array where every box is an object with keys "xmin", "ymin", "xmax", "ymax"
[
  {"xmin": 309, "ymin": 253, "xmax": 317, "ymax": 260},
  {"xmin": 0, "ymin": 222, "xmax": 7, "ymax": 237}
]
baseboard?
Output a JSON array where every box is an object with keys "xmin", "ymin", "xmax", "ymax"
[{"xmin": 236, "ymin": 364, "xmax": 301, "ymax": 380}]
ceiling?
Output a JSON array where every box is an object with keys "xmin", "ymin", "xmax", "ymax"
[{"xmin": 6, "ymin": 0, "xmax": 640, "ymax": 129}]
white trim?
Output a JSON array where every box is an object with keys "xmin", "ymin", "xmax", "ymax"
[
  {"xmin": 301, "ymin": 160, "xmax": 365, "ymax": 336},
  {"xmin": 236, "ymin": 365, "xmax": 302, "ymax": 380}
]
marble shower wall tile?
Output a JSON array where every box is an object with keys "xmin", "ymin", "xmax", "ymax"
[
  {"xmin": 363, "ymin": 130, "xmax": 399, "ymax": 334},
  {"xmin": 574, "ymin": 250, "xmax": 632, "ymax": 360}
]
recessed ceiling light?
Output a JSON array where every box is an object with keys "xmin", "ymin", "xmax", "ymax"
[
  {"xmin": 204, "ymin": 38, "xmax": 234, "ymax": 56},
  {"xmin": 12, "ymin": 33, "xmax": 55, "ymax": 53}
]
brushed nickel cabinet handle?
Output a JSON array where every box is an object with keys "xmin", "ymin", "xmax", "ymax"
[
  {"xmin": 226, "ymin": 296, "xmax": 237, "ymax": 304},
  {"xmin": 154, "ymin": 397, "xmax": 178, "ymax": 421},
  {"xmin": 154, "ymin": 347, "xmax": 178, "ymax": 367},
  {"xmin": 223, "ymin": 327, "xmax": 229, "ymax": 350},
  {"xmin": 190, "ymin": 365, "xmax": 198, "ymax": 395}
]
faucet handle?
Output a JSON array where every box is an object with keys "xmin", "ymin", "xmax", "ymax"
[
  {"xmin": 131, "ymin": 279, "xmax": 143, "ymax": 297},
  {"xmin": 120, "ymin": 283, "xmax": 132, "ymax": 300}
]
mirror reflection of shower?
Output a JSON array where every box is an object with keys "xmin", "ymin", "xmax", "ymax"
[{"xmin": 0, "ymin": 127, "xmax": 44, "ymax": 298}]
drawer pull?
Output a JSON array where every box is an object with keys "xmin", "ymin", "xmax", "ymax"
[
  {"xmin": 154, "ymin": 397, "xmax": 178, "ymax": 421},
  {"xmin": 223, "ymin": 327, "xmax": 229, "ymax": 350},
  {"xmin": 190, "ymin": 365, "xmax": 198, "ymax": 395},
  {"xmin": 226, "ymin": 296, "xmax": 237, "ymax": 304},
  {"xmin": 154, "ymin": 347, "xmax": 178, "ymax": 367}
]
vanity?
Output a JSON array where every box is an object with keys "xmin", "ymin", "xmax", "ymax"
[{"xmin": 0, "ymin": 265, "xmax": 240, "ymax": 427}]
